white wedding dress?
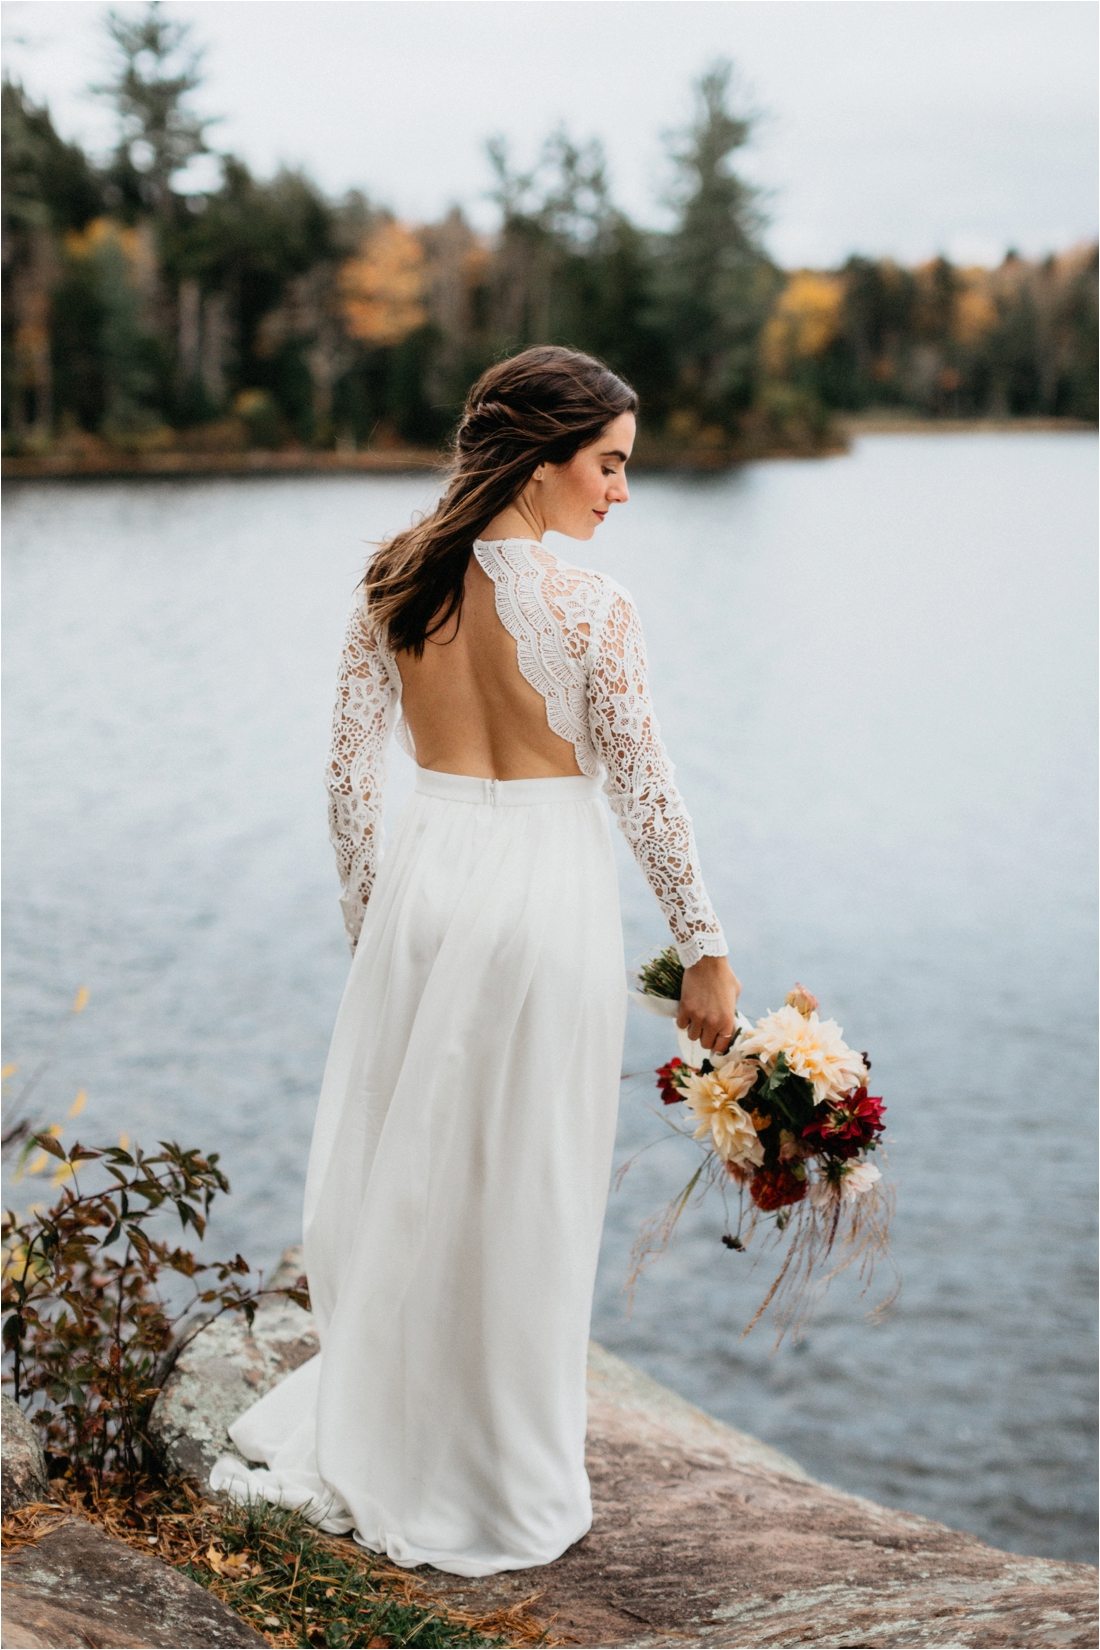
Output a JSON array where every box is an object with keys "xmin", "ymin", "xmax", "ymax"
[{"xmin": 210, "ymin": 538, "xmax": 726, "ymax": 1576}]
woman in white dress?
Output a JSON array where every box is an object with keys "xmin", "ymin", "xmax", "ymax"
[{"xmin": 211, "ymin": 346, "xmax": 740, "ymax": 1577}]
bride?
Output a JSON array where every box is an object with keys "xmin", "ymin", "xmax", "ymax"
[{"xmin": 211, "ymin": 345, "xmax": 740, "ymax": 1577}]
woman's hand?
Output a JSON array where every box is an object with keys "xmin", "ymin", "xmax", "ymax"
[{"xmin": 678, "ymin": 955, "xmax": 742, "ymax": 1054}]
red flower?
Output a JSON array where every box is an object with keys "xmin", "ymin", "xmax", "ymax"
[
  {"xmin": 750, "ymin": 1164, "xmax": 807, "ymax": 1211},
  {"xmin": 656, "ymin": 1057, "xmax": 688, "ymax": 1104},
  {"xmin": 801, "ymin": 1088, "xmax": 884, "ymax": 1152}
]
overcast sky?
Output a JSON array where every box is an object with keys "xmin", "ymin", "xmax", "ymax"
[{"xmin": 3, "ymin": 0, "xmax": 1097, "ymax": 268}]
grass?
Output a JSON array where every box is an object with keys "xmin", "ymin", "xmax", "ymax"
[{"xmin": 2, "ymin": 1477, "xmax": 558, "ymax": 1648}]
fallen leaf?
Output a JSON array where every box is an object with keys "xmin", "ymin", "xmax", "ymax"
[{"xmin": 205, "ymin": 1542, "xmax": 252, "ymax": 1578}]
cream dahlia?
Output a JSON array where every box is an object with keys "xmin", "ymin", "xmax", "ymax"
[
  {"xmin": 810, "ymin": 1160, "xmax": 882, "ymax": 1208},
  {"xmin": 837, "ymin": 1161, "xmax": 882, "ymax": 1202},
  {"xmin": 736, "ymin": 1004, "xmax": 868, "ymax": 1104},
  {"xmin": 682, "ymin": 1061, "xmax": 765, "ymax": 1169}
]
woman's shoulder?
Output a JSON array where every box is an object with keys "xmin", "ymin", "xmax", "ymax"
[
  {"xmin": 523, "ymin": 541, "xmax": 637, "ymax": 619},
  {"xmin": 475, "ymin": 538, "xmax": 640, "ymax": 661}
]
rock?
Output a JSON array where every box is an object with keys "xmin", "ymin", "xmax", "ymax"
[
  {"xmin": 1, "ymin": 1515, "xmax": 266, "ymax": 1648},
  {"xmin": 149, "ymin": 1246, "xmax": 317, "ymax": 1483},
  {"xmin": 156, "ymin": 1247, "xmax": 1099, "ymax": 1648},
  {"xmin": 419, "ymin": 1343, "xmax": 1099, "ymax": 1648},
  {"xmin": 1, "ymin": 1396, "xmax": 48, "ymax": 1517}
]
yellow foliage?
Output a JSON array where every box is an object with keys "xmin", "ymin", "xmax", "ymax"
[
  {"xmin": 68, "ymin": 1090, "xmax": 87, "ymax": 1119},
  {"xmin": 339, "ymin": 222, "xmax": 427, "ymax": 347},
  {"xmin": 762, "ymin": 272, "xmax": 845, "ymax": 374},
  {"xmin": 953, "ymin": 274, "xmax": 998, "ymax": 344},
  {"xmin": 72, "ymin": 986, "xmax": 89, "ymax": 1015},
  {"xmin": 2, "ymin": 1064, "xmax": 17, "ymax": 1079},
  {"xmin": 666, "ymin": 409, "xmax": 700, "ymax": 441},
  {"xmin": 66, "ymin": 218, "xmax": 138, "ymax": 268},
  {"xmin": 3, "ymin": 1244, "xmax": 27, "ymax": 1280}
]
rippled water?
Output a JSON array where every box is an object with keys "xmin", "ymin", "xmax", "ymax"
[{"xmin": 3, "ymin": 434, "xmax": 1096, "ymax": 1563}]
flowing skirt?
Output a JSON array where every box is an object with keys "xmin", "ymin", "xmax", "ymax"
[{"xmin": 210, "ymin": 768, "xmax": 627, "ymax": 1576}]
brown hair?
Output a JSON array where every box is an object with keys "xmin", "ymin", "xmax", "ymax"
[{"xmin": 364, "ymin": 345, "xmax": 638, "ymax": 656}]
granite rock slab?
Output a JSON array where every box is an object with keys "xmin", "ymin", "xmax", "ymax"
[
  {"xmin": 420, "ymin": 1345, "xmax": 1098, "ymax": 1647},
  {"xmin": 1, "ymin": 1517, "xmax": 266, "ymax": 1648},
  {"xmin": 154, "ymin": 1248, "xmax": 1099, "ymax": 1648},
  {"xmin": 149, "ymin": 1249, "xmax": 317, "ymax": 1483},
  {"xmin": 1, "ymin": 1396, "xmax": 49, "ymax": 1518}
]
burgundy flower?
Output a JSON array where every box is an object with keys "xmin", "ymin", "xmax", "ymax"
[
  {"xmin": 656, "ymin": 1057, "xmax": 688, "ymax": 1104},
  {"xmin": 750, "ymin": 1163, "xmax": 808, "ymax": 1211},
  {"xmin": 801, "ymin": 1088, "xmax": 885, "ymax": 1152}
]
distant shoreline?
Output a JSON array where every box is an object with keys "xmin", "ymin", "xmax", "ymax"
[
  {"xmin": 2, "ymin": 415, "xmax": 1092, "ymax": 482},
  {"xmin": 1, "ymin": 446, "xmax": 446, "ymax": 483},
  {"xmin": 837, "ymin": 412, "xmax": 1095, "ymax": 436}
]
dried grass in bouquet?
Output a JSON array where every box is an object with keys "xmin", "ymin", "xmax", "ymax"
[{"xmin": 624, "ymin": 948, "xmax": 898, "ymax": 1345}]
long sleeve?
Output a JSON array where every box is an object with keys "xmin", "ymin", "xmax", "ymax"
[
  {"xmin": 326, "ymin": 595, "xmax": 399, "ymax": 951},
  {"xmin": 587, "ymin": 590, "xmax": 727, "ymax": 969}
]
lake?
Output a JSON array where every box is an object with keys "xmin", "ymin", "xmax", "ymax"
[{"xmin": 3, "ymin": 432, "xmax": 1096, "ymax": 1563}]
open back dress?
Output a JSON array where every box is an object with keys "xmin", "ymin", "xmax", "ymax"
[{"xmin": 210, "ymin": 537, "xmax": 726, "ymax": 1576}]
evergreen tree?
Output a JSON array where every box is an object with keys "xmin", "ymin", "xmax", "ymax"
[
  {"xmin": 94, "ymin": 3, "xmax": 213, "ymax": 218},
  {"xmin": 1, "ymin": 79, "xmax": 104, "ymax": 236},
  {"xmin": 2, "ymin": 82, "xmax": 107, "ymax": 440},
  {"xmin": 486, "ymin": 130, "xmax": 672, "ymax": 410},
  {"xmin": 656, "ymin": 61, "xmax": 779, "ymax": 431}
]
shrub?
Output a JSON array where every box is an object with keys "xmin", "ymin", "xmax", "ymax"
[{"xmin": 1, "ymin": 1132, "xmax": 306, "ymax": 1495}]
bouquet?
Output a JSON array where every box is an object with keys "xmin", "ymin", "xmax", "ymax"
[{"xmin": 626, "ymin": 947, "xmax": 896, "ymax": 1342}]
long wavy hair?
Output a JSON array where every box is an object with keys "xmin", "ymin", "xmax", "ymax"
[{"xmin": 363, "ymin": 345, "xmax": 638, "ymax": 656}]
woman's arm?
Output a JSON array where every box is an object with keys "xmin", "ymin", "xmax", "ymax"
[
  {"xmin": 326, "ymin": 595, "xmax": 399, "ymax": 951},
  {"xmin": 588, "ymin": 590, "xmax": 740, "ymax": 1050}
]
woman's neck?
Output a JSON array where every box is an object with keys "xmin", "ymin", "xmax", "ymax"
[{"xmin": 479, "ymin": 501, "xmax": 545, "ymax": 543}]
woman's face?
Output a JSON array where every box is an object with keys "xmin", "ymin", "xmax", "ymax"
[{"xmin": 536, "ymin": 412, "xmax": 635, "ymax": 539}]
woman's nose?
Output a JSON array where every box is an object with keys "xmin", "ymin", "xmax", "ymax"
[{"xmin": 609, "ymin": 476, "xmax": 629, "ymax": 503}]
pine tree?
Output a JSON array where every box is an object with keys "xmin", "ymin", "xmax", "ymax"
[
  {"xmin": 657, "ymin": 61, "xmax": 779, "ymax": 432},
  {"xmin": 94, "ymin": 3, "xmax": 213, "ymax": 218}
]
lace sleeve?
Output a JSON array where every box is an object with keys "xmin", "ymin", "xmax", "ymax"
[
  {"xmin": 588, "ymin": 590, "xmax": 727, "ymax": 969},
  {"xmin": 326, "ymin": 595, "xmax": 399, "ymax": 951}
]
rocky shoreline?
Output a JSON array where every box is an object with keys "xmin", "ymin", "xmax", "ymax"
[
  {"xmin": 2, "ymin": 415, "xmax": 1090, "ymax": 484},
  {"xmin": 3, "ymin": 1250, "xmax": 1096, "ymax": 1648}
]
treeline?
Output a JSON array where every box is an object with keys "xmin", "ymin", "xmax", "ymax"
[
  {"xmin": 3, "ymin": 7, "xmax": 1096, "ymax": 461},
  {"xmin": 764, "ymin": 252, "xmax": 1097, "ymax": 423}
]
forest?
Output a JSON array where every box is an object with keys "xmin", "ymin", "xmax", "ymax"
[{"xmin": 3, "ymin": 6, "xmax": 1097, "ymax": 462}]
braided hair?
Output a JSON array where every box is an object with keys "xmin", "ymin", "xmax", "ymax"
[{"xmin": 363, "ymin": 346, "xmax": 637, "ymax": 656}]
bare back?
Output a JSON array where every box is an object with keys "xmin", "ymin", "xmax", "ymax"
[{"xmin": 395, "ymin": 556, "xmax": 583, "ymax": 780}]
